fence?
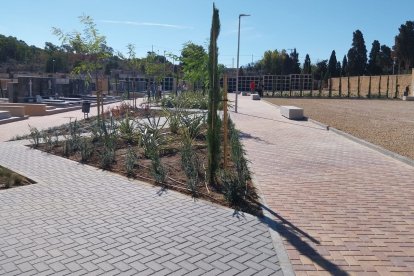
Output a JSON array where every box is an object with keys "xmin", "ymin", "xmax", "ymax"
[
  {"xmin": 329, "ymin": 73, "xmax": 412, "ymax": 99},
  {"xmin": 222, "ymin": 69, "xmax": 414, "ymax": 99},
  {"xmin": 222, "ymin": 74, "xmax": 314, "ymax": 96}
]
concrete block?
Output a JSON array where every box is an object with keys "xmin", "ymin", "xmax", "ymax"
[
  {"xmin": 280, "ymin": 106, "xmax": 304, "ymax": 120},
  {"xmin": 403, "ymin": 96, "xmax": 414, "ymax": 101},
  {"xmin": 0, "ymin": 111, "xmax": 11, "ymax": 120},
  {"xmin": 251, "ymin": 94, "xmax": 260, "ymax": 100}
]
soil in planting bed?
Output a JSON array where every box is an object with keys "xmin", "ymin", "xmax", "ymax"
[
  {"xmin": 0, "ymin": 165, "xmax": 35, "ymax": 190},
  {"xmin": 264, "ymin": 97, "xmax": 414, "ymax": 160}
]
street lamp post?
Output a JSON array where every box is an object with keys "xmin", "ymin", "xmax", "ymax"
[
  {"xmin": 235, "ymin": 14, "xmax": 250, "ymax": 113},
  {"xmin": 52, "ymin": 59, "xmax": 55, "ymax": 74},
  {"xmin": 393, "ymin": 57, "xmax": 397, "ymax": 75}
]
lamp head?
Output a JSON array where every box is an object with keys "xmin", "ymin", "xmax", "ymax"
[{"xmin": 239, "ymin": 14, "xmax": 250, "ymax": 18}]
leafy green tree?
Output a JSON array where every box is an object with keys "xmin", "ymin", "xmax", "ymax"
[
  {"xmin": 207, "ymin": 4, "xmax": 221, "ymax": 185},
  {"xmin": 367, "ymin": 40, "xmax": 382, "ymax": 75},
  {"xmin": 347, "ymin": 30, "xmax": 367, "ymax": 76},
  {"xmin": 327, "ymin": 50, "xmax": 338, "ymax": 77},
  {"xmin": 181, "ymin": 42, "xmax": 208, "ymax": 91},
  {"xmin": 144, "ymin": 51, "xmax": 165, "ymax": 85},
  {"xmin": 341, "ymin": 55, "xmax": 348, "ymax": 76},
  {"xmin": 303, "ymin": 54, "xmax": 311, "ymax": 74},
  {"xmin": 394, "ymin": 21, "xmax": 414, "ymax": 71},
  {"xmin": 260, "ymin": 49, "xmax": 302, "ymax": 75}
]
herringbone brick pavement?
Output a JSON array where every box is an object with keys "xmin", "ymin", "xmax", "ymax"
[
  {"xmin": 230, "ymin": 94, "xmax": 414, "ymax": 275},
  {"xmin": 0, "ymin": 141, "xmax": 282, "ymax": 275}
]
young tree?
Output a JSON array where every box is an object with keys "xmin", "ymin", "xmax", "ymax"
[
  {"xmin": 53, "ymin": 15, "xmax": 110, "ymax": 85},
  {"xmin": 367, "ymin": 40, "xmax": 382, "ymax": 75},
  {"xmin": 207, "ymin": 4, "xmax": 221, "ymax": 185},
  {"xmin": 53, "ymin": 15, "xmax": 112, "ymax": 119},
  {"xmin": 341, "ymin": 55, "xmax": 348, "ymax": 76},
  {"xmin": 394, "ymin": 21, "xmax": 414, "ymax": 71},
  {"xmin": 347, "ymin": 30, "xmax": 367, "ymax": 76},
  {"xmin": 327, "ymin": 50, "xmax": 338, "ymax": 77},
  {"xmin": 303, "ymin": 54, "xmax": 311, "ymax": 74}
]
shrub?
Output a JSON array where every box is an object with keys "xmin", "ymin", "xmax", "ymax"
[
  {"xmin": 79, "ymin": 138, "xmax": 93, "ymax": 163},
  {"xmin": 149, "ymin": 149, "xmax": 166, "ymax": 184},
  {"xmin": 62, "ymin": 140, "xmax": 71, "ymax": 157},
  {"xmin": 161, "ymin": 91, "xmax": 209, "ymax": 109},
  {"xmin": 119, "ymin": 115, "xmax": 135, "ymax": 143},
  {"xmin": 220, "ymin": 170, "xmax": 244, "ymax": 207},
  {"xmin": 29, "ymin": 126, "xmax": 41, "ymax": 148},
  {"xmin": 137, "ymin": 114, "xmax": 167, "ymax": 158},
  {"xmin": 99, "ymin": 135, "xmax": 116, "ymax": 169},
  {"xmin": 42, "ymin": 131, "xmax": 54, "ymax": 152},
  {"xmin": 180, "ymin": 135, "xmax": 200, "ymax": 197},
  {"xmin": 53, "ymin": 130, "xmax": 60, "ymax": 146},
  {"xmin": 125, "ymin": 146, "xmax": 137, "ymax": 176},
  {"xmin": 228, "ymin": 118, "xmax": 250, "ymax": 190},
  {"xmin": 180, "ymin": 111, "xmax": 206, "ymax": 140}
]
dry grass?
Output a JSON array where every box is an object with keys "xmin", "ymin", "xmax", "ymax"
[{"xmin": 264, "ymin": 98, "xmax": 414, "ymax": 160}]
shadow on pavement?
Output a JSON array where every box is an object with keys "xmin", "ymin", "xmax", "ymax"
[
  {"xmin": 259, "ymin": 204, "xmax": 349, "ymax": 276},
  {"xmin": 239, "ymin": 131, "xmax": 274, "ymax": 145}
]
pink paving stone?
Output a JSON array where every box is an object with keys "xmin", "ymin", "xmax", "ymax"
[{"xmin": 229, "ymin": 94, "xmax": 414, "ymax": 275}]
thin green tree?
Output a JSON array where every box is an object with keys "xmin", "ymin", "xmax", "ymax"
[
  {"xmin": 207, "ymin": 4, "xmax": 221, "ymax": 185},
  {"xmin": 53, "ymin": 15, "xmax": 111, "ymax": 121}
]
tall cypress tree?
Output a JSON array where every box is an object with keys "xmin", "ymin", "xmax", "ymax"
[
  {"xmin": 207, "ymin": 4, "xmax": 221, "ymax": 184},
  {"xmin": 367, "ymin": 40, "xmax": 382, "ymax": 75},
  {"xmin": 347, "ymin": 30, "xmax": 367, "ymax": 76},
  {"xmin": 327, "ymin": 50, "xmax": 338, "ymax": 77},
  {"xmin": 341, "ymin": 55, "xmax": 348, "ymax": 76},
  {"xmin": 303, "ymin": 54, "xmax": 311, "ymax": 74}
]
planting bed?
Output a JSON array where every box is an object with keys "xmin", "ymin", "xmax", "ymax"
[
  {"xmin": 29, "ymin": 104, "xmax": 262, "ymax": 216},
  {"xmin": 0, "ymin": 165, "xmax": 35, "ymax": 190}
]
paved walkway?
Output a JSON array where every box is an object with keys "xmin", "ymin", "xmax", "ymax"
[
  {"xmin": 230, "ymin": 94, "xmax": 414, "ymax": 275},
  {"xmin": 0, "ymin": 100, "xmax": 140, "ymax": 142},
  {"xmin": 0, "ymin": 100, "xmax": 283, "ymax": 275}
]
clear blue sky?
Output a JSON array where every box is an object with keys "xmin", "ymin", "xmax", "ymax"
[{"xmin": 1, "ymin": 0, "xmax": 413, "ymax": 67}]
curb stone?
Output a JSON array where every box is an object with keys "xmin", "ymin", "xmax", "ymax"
[{"xmin": 249, "ymin": 171, "xmax": 295, "ymax": 276}]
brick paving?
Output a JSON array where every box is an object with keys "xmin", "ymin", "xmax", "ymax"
[
  {"xmin": 230, "ymin": 94, "xmax": 414, "ymax": 275},
  {"xmin": 0, "ymin": 132, "xmax": 282, "ymax": 273}
]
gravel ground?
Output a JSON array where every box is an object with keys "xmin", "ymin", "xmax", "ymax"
[{"xmin": 264, "ymin": 97, "xmax": 414, "ymax": 160}]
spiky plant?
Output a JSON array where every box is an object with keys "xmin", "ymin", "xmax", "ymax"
[
  {"xmin": 42, "ymin": 131, "xmax": 53, "ymax": 152},
  {"xmin": 180, "ymin": 134, "xmax": 200, "ymax": 197},
  {"xmin": 79, "ymin": 138, "xmax": 94, "ymax": 163},
  {"xmin": 125, "ymin": 145, "xmax": 137, "ymax": 176},
  {"xmin": 220, "ymin": 170, "xmax": 244, "ymax": 208}
]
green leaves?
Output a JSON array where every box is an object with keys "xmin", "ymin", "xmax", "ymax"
[
  {"xmin": 53, "ymin": 15, "xmax": 111, "ymax": 85},
  {"xmin": 181, "ymin": 42, "xmax": 208, "ymax": 89}
]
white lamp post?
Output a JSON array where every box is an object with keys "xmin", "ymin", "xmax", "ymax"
[{"xmin": 235, "ymin": 14, "xmax": 250, "ymax": 113}]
